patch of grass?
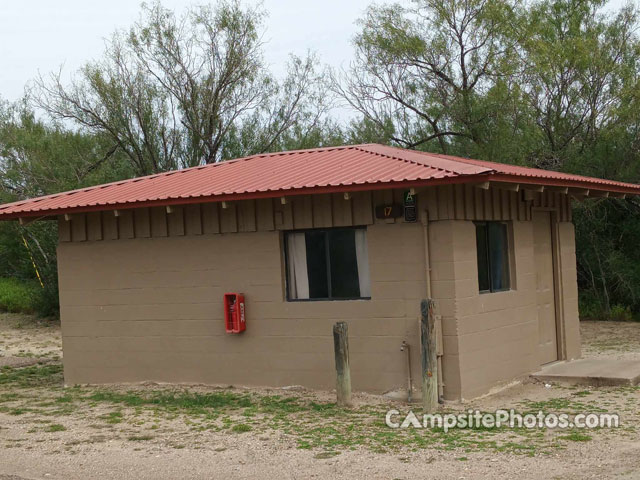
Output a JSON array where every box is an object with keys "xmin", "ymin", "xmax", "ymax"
[
  {"xmin": 45, "ymin": 424, "xmax": 66, "ymax": 432},
  {"xmin": 0, "ymin": 345, "xmax": 610, "ymax": 458},
  {"xmin": 579, "ymin": 297, "xmax": 637, "ymax": 322},
  {"xmin": 127, "ymin": 435, "xmax": 153, "ymax": 441},
  {"xmin": 0, "ymin": 278, "xmax": 38, "ymax": 314},
  {"xmin": 88, "ymin": 391, "xmax": 146, "ymax": 407},
  {"xmin": 519, "ymin": 397, "xmax": 605, "ymax": 413},
  {"xmin": 495, "ymin": 441, "xmax": 537, "ymax": 454},
  {"xmin": 99, "ymin": 411, "xmax": 124, "ymax": 424},
  {"xmin": 0, "ymin": 379, "xmax": 571, "ymax": 456},
  {"xmin": 259, "ymin": 395, "xmax": 305, "ymax": 414},
  {"xmin": 89, "ymin": 390, "xmax": 253, "ymax": 413},
  {"xmin": 0, "ymin": 364, "xmax": 63, "ymax": 388},
  {"xmin": 0, "ymin": 392, "xmax": 23, "ymax": 403},
  {"xmin": 231, "ymin": 423, "xmax": 251, "ymax": 433},
  {"xmin": 609, "ymin": 305, "xmax": 635, "ymax": 322},
  {"xmin": 573, "ymin": 390, "xmax": 592, "ymax": 397},
  {"xmin": 8, "ymin": 408, "xmax": 28, "ymax": 415},
  {"xmin": 558, "ymin": 432, "xmax": 592, "ymax": 442},
  {"xmin": 314, "ymin": 451, "xmax": 340, "ymax": 459}
]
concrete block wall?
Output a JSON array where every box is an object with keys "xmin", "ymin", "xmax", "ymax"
[
  {"xmin": 56, "ymin": 186, "xmax": 581, "ymax": 400},
  {"xmin": 430, "ymin": 218, "xmax": 579, "ymax": 401},
  {"xmin": 58, "ymin": 222, "xmax": 426, "ymax": 394},
  {"xmin": 558, "ymin": 222, "xmax": 581, "ymax": 360}
]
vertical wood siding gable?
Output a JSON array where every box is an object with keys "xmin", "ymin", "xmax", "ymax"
[{"xmin": 59, "ymin": 185, "xmax": 573, "ymax": 243}]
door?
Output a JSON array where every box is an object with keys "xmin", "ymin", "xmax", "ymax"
[{"xmin": 533, "ymin": 211, "xmax": 558, "ymax": 364}]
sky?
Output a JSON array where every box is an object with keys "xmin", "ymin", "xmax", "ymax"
[
  {"xmin": 0, "ymin": 0, "xmax": 375, "ymax": 102},
  {"xmin": 0, "ymin": 0, "xmax": 633, "ymax": 103}
]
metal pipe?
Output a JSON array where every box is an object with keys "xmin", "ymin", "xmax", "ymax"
[
  {"xmin": 422, "ymin": 208, "xmax": 444, "ymax": 402},
  {"xmin": 421, "ymin": 210, "xmax": 432, "ymax": 298},
  {"xmin": 437, "ymin": 355, "xmax": 444, "ymax": 403}
]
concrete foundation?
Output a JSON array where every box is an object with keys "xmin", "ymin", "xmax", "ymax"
[{"xmin": 532, "ymin": 358, "xmax": 640, "ymax": 386}]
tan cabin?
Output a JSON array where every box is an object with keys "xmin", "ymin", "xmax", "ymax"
[{"xmin": 2, "ymin": 144, "xmax": 638, "ymax": 400}]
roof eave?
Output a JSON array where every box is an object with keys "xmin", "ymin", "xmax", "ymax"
[
  {"xmin": 488, "ymin": 173, "xmax": 640, "ymax": 195},
  {"xmin": 1, "ymin": 172, "xmax": 638, "ymax": 221},
  {"xmin": 0, "ymin": 174, "xmax": 491, "ymax": 220}
]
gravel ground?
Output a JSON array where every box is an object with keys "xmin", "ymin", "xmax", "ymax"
[
  {"xmin": 0, "ymin": 313, "xmax": 60, "ymax": 360},
  {"xmin": 0, "ymin": 438, "xmax": 638, "ymax": 480},
  {"xmin": 0, "ymin": 314, "xmax": 639, "ymax": 479}
]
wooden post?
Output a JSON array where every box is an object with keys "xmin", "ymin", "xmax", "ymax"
[
  {"xmin": 333, "ymin": 321, "xmax": 352, "ymax": 407},
  {"xmin": 420, "ymin": 299, "xmax": 438, "ymax": 413}
]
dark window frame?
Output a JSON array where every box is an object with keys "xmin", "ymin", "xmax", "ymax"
[
  {"xmin": 474, "ymin": 221, "xmax": 512, "ymax": 294},
  {"xmin": 284, "ymin": 226, "xmax": 371, "ymax": 302}
]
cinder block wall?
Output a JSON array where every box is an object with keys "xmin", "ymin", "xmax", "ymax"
[
  {"xmin": 558, "ymin": 222, "xmax": 581, "ymax": 360},
  {"xmin": 58, "ymin": 223, "xmax": 426, "ymax": 393},
  {"xmin": 56, "ymin": 187, "xmax": 579, "ymax": 400},
  {"xmin": 430, "ymin": 219, "xmax": 580, "ymax": 401}
]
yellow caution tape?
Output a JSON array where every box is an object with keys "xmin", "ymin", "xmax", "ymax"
[{"xmin": 21, "ymin": 234, "xmax": 44, "ymax": 289}]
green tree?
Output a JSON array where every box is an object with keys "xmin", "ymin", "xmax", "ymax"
[
  {"xmin": 0, "ymin": 98, "xmax": 133, "ymax": 317},
  {"xmin": 342, "ymin": 0, "xmax": 640, "ymax": 318},
  {"xmin": 336, "ymin": 0, "xmax": 521, "ymax": 154},
  {"xmin": 0, "ymin": 98, "xmax": 133, "ymax": 199},
  {"xmin": 35, "ymin": 1, "xmax": 333, "ymax": 175},
  {"xmin": 574, "ymin": 199, "xmax": 640, "ymax": 316},
  {"xmin": 518, "ymin": 0, "xmax": 640, "ymax": 170}
]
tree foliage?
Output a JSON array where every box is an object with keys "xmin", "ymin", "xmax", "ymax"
[
  {"xmin": 1, "ymin": 0, "xmax": 640, "ymax": 319},
  {"xmin": 0, "ymin": 98, "xmax": 134, "ymax": 317},
  {"xmin": 0, "ymin": 99, "xmax": 133, "ymax": 200},
  {"xmin": 336, "ymin": 0, "xmax": 522, "ymax": 155},
  {"xmin": 340, "ymin": 0, "xmax": 640, "ymax": 318},
  {"xmin": 34, "ymin": 0, "xmax": 334, "ymax": 175}
]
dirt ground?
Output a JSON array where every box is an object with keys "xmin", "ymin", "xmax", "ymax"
[
  {"xmin": 0, "ymin": 314, "xmax": 639, "ymax": 480},
  {"xmin": 0, "ymin": 313, "xmax": 60, "ymax": 365}
]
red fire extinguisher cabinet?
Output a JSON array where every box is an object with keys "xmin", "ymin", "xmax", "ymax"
[{"xmin": 224, "ymin": 293, "xmax": 246, "ymax": 334}]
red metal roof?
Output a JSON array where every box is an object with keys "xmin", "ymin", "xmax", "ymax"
[{"xmin": 1, "ymin": 143, "xmax": 639, "ymax": 219}]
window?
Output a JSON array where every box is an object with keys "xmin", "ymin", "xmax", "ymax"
[
  {"xmin": 475, "ymin": 222, "xmax": 511, "ymax": 293},
  {"xmin": 285, "ymin": 227, "xmax": 371, "ymax": 301}
]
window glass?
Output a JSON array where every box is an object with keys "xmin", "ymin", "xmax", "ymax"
[
  {"xmin": 286, "ymin": 228, "xmax": 370, "ymax": 301},
  {"xmin": 305, "ymin": 231, "xmax": 328, "ymax": 299},
  {"xmin": 488, "ymin": 223, "xmax": 510, "ymax": 291},
  {"xmin": 475, "ymin": 222, "xmax": 511, "ymax": 293},
  {"xmin": 475, "ymin": 223, "xmax": 491, "ymax": 292},
  {"xmin": 328, "ymin": 229, "xmax": 360, "ymax": 298}
]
